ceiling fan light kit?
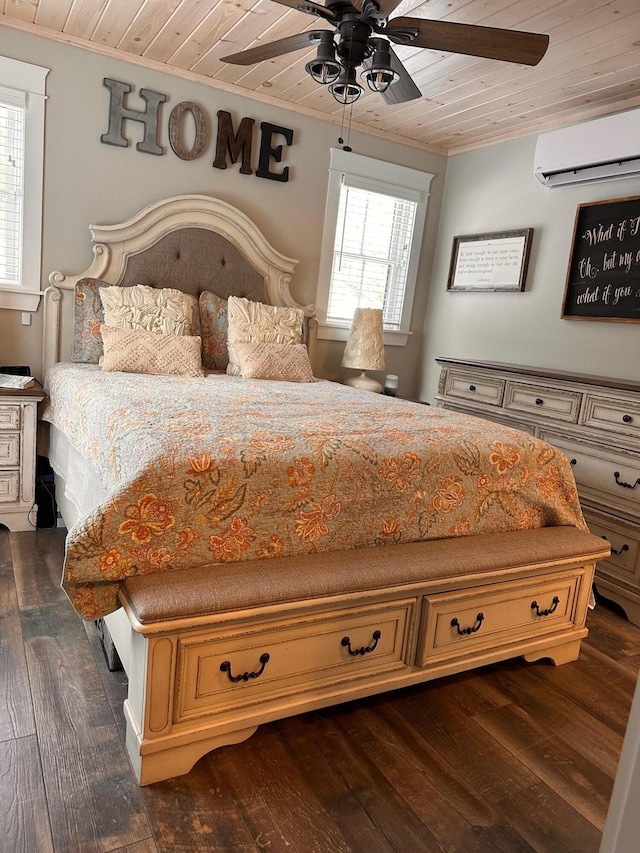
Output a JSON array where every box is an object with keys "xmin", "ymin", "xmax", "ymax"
[
  {"xmin": 220, "ymin": 0, "xmax": 550, "ymax": 107},
  {"xmin": 329, "ymin": 66, "xmax": 364, "ymax": 104},
  {"xmin": 304, "ymin": 30, "xmax": 342, "ymax": 84},
  {"xmin": 361, "ymin": 38, "xmax": 398, "ymax": 93}
]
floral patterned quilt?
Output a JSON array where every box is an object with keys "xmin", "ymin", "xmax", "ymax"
[{"xmin": 42, "ymin": 363, "xmax": 586, "ymax": 619}]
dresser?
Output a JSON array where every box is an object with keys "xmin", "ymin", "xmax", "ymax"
[
  {"xmin": 436, "ymin": 357, "xmax": 640, "ymax": 625},
  {"xmin": 0, "ymin": 387, "xmax": 45, "ymax": 532}
]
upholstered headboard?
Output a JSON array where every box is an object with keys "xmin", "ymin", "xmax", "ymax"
[
  {"xmin": 117, "ymin": 227, "xmax": 268, "ymax": 303},
  {"xmin": 43, "ymin": 194, "xmax": 316, "ymax": 377}
]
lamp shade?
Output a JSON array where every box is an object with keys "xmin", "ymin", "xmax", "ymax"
[{"xmin": 341, "ymin": 307, "xmax": 385, "ymax": 371}]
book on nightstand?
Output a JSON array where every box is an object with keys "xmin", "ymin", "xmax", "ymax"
[{"xmin": 0, "ymin": 372, "xmax": 35, "ymax": 389}]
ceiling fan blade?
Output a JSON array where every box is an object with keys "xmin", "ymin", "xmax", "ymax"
[
  {"xmin": 269, "ymin": 0, "xmax": 336, "ymax": 21},
  {"xmin": 382, "ymin": 48, "xmax": 422, "ymax": 104},
  {"xmin": 389, "ymin": 18, "xmax": 549, "ymax": 66},
  {"xmin": 221, "ymin": 30, "xmax": 328, "ymax": 65}
]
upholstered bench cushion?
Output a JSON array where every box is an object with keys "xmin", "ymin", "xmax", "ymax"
[{"xmin": 120, "ymin": 526, "xmax": 606, "ymax": 627}]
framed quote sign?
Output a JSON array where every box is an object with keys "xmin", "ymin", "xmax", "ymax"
[
  {"xmin": 447, "ymin": 229, "xmax": 533, "ymax": 292},
  {"xmin": 562, "ymin": 195, "xmax": 640, "ymax": 321}
]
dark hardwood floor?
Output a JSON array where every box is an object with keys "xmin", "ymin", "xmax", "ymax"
[{"xmin": 2, "ymin": 527, "xmax": 639, "ymax": 853}]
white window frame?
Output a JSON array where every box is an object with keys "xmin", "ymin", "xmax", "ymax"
[
  {"xmin": 0, "ymin": 56, "xmax": 48, "ymax": 311},
  {"xmin": 316, "ymin": 148, "xmax": 433, "ymax": 346}
]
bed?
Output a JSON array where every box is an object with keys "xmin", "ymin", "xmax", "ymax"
[{"xmin": 41, "ymin": 194, "xmax": 609, "ymax": 785}]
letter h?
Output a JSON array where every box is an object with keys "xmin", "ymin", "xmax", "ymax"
[{"xmin": 100, "ymin": 78, "xmax": 166, "ymax": 155}]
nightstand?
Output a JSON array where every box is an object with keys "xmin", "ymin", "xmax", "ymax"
[{"xmin": 0, "ymin": 386, "xmax": 45, "ymax": 531}]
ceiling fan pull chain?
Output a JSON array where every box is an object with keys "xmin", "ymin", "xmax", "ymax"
[{"xmin": 345, "ymin": 101, "xmax": 354, "ymax": 152}]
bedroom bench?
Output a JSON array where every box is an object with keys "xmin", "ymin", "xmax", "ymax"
[{"xmin": 114, "ymin": 525, "xmax": 608, "ymax": 785}]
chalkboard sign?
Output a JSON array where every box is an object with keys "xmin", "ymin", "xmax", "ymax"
[{"xmin": 562, "ymin": 195, "xmax": 640, "ymax": 322}]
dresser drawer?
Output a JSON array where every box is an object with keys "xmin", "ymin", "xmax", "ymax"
[
  {"xmin": 0, "ymin": 433, "xmax": 20, "ymax": 467},
  {"xmin": 442, "ymin": 369, "xmax": 505, "ymax": 406},
  {"xmin": 581, "ymin": 394, "xmax": 640, "ymax": 442},
  {"xmin": 504, "ymin": 381, "xmax": 581, "ymax": 423},
  {"xmin": 174, "ymin": 600, "xmax": 414, "ymax": 723},
  {"xmin": 583, "ymin": 510, "xmax": 640, "ymax": 591},
  {"xmin": 541, "ymin": 431, "xmax": 640, "ymax": 522},
  {"xmin": 417, "ymin": 571, "xmax": 582, "ymax": 666},
  {"xmin": 0, "ymin": 405, "xmax": 20, "ymax": 430},
  {"xmin": 0, "ymin": 470, "xmax": 19, "ymax": 503}
]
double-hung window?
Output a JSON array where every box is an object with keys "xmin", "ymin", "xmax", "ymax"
[
  {"xmin": 317, "ymin": 148, "xmax": 433, "ymax": 345},
  {"xmin": 0, "ymin": 56, "xmax": 48, "ymax": 311}
]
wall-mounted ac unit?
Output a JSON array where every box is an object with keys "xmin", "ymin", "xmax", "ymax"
[{"xmin": 534, "ymin": 109, "xmax": 640, "ymax": 188}]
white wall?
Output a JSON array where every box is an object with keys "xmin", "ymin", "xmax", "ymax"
[
  {"xmin": 420, "ymin": 134, "xmax": 640, "ymax": 403},
  {"xmin": 0, "ymin": 27, "xmax": 447, "ymax": 395}
]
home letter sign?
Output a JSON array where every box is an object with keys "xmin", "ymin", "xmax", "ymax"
[{"xmin": 100, "ymin": 79, "xmax": 294, "ymax": 182}]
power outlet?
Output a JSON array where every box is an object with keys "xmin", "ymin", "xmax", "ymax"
[{"xmin": 21, "ymin": 312, "xmax": 31, "ymax": 326}]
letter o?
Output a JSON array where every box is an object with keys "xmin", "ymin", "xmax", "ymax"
[{"xmin": 168, "ymin": 101, "xmax": 207, "ymax": 160}]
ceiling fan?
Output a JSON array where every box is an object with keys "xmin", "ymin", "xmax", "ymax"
[{"xmin": 221, "ymin": 0, "xmax": 549, "ymax": 106}]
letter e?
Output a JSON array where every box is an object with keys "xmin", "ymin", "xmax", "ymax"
[{"xmin": 256, "ymin": 122, "xmax": 293, "ymax": 182}]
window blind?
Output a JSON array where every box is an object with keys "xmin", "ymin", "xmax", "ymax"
[
  {"xmin": 327, "ymin": 180, "xmax": 417, "ymax": 330},
  {"xmin": 0, "ymin": 94, "xmax": 25, "ymax": 288}
]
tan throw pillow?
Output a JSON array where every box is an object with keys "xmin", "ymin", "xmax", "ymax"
[
  {"xmin": 226, "ymin": 296, "xmax": 304, "ymax": 376},
  {"xmin": 101, "ymin": 325, "xmax": 204, "ymax": 377},
  {"xmin": 99, "ymin": 284, "xmax": 194, "ymax": 336},
  {"xmin": 235, "ymin": 342, "xmax": 314, "ymax": 382}
]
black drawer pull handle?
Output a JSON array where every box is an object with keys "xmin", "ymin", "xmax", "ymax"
[
  {"xmin": 469, "ymin": 384, "xmax": 476, "ymax": 392},
  {"xmin": 531, "ymin": 596, "xmax": 560, "ymax": 617},
  {"xmin": 451, "ymin": 613, "xmax": 484, "ymax": 636},
  {"xmin": 570, "ymin": 458, "xmax": 577, "ymax": 466},
  {"xmin": 220, "ymin": 652, "xmax": 270, "ymax": 683},
  {"xmin": 613, "ymin": 471, "xmax": 640, "ymax": 490},
  {"xmin": 623, "ymin": 414, "xmax": 633, "ymax": 424},
  {"xmin": 341, "ymin": 629, "xmax": 381, "ymax": 656},
  {"xmin": 601, "ymin": 536, "xmax": 630, "ymax": 556},
  {"xmin": 535, "ymin": 398, "xmax": 544, "ymax": 406}
]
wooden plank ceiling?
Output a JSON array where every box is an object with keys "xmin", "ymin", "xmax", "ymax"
[{"xmin": 2, "ymin": 0, "xmax": 640, "ymax": 154}]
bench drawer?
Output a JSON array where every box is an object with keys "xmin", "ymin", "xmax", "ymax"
[
  {"xmin": 174, "ymin": 599, "xmax": 415, "ymax": 723},
  {"xmin": 417, "ymin": 571, "xmax": 583, "ymax": 666}
]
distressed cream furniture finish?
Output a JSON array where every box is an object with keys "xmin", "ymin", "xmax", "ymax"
[
  {"xmin": 436, "ymin": 357, "xmax": 640, "ymax": 624},
  {"xmin": 0, "ymin": 387, "xmax": 44, "ymax": 531},
  {"xmin": 117, "ymin": 526, "xmax": 604, "ymax": 785}
]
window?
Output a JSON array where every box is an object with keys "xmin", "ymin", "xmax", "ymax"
[
  {"xmin": 0, "ymin": 56, "xmax": 48, "ymax": 311},
  {"xmin": 0, "ymin": 94, "xmax": 24, "ymax": 289},
  {"xmin": 317, "ymin": 148, "xmax": 433, "ymax": 345}
]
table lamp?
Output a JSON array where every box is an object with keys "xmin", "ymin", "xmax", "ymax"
[{"xmin": 341, "ymin": 307, "xmax": 385, "ymax": 393}]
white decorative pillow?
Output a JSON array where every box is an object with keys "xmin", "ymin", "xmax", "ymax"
[
  {"xmin": 235, "ymin": 342, "xmax": 314, "ymax": 382},
  {"xmin": 226, "ymin": 296, "xmax": 305, "ymax": 376},
  {"xmin": 101, "ymin": 325, "xmax": 204, "ymax": 377},
  {"xmin": 99, "ymin": 284, "xmax": 194, "ymax": 336}
]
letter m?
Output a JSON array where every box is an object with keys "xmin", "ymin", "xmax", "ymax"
[{"xmin": 213, "ymin": 110, "xmax": 255, "ymax": 175}]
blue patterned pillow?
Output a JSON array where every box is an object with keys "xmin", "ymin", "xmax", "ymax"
[
  {"xmin": 199, "ymin": 291, "xmax": 228, "ymax": 370},
  {"xmin": 72, "ymin": 278, "xmax": 108, "ymax": 363}
]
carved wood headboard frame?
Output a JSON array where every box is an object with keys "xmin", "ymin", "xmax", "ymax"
[{"xmin": 42, "ymin": 194, "xmax": 317, "ymax": 377}]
